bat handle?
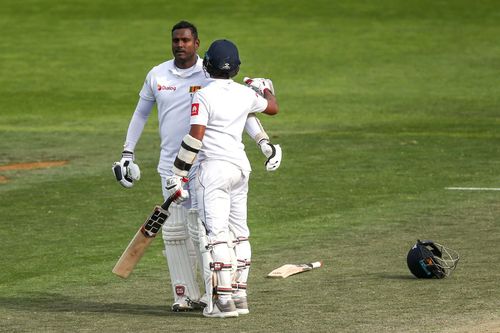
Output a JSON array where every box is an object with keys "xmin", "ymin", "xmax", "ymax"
[
  {"xmin": 311, "ymin": 261, "xmax": 323, "ymax": 269},
  {"xmin": 160, "ymin": 196, "xmax": 174, "ymax": 210}
]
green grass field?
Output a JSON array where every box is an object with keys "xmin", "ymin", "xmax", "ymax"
[{"xmin": 1, "ymin": 0, "xmax": 499, "ymax": 332}]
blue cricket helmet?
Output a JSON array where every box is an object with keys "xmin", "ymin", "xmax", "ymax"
[
  {"xmin": 203, "ymin": 39, "xmax": 241, "ymax": 78},
  {"xmin": 407, "ymin": 240, "xmax": 460, "ymax": 279}
]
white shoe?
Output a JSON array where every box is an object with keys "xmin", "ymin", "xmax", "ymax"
[
  {"xmin": 203, "ymin": 299, "xmax": 239, "ymax": 318},
  {"xmin": 233, "ymin": 296, "xmax": 249, "ymax": 315}
]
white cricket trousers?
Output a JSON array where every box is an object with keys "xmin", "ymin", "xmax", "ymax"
[{"xmin": 195, "ymin": 160, "xmax": 250, "ymax": 243}]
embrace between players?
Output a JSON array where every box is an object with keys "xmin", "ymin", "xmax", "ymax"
[{"xmin": 112, "ymin": 21, "xmax": 281, "ymax": 318}]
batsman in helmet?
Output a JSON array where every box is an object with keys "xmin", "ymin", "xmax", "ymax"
[{"xmin": 165, "ymin": 39, "xmax": 280, "ymax": 317}]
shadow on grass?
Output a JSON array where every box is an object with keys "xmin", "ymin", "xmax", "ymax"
[
  {"xmin": 0, "ymin": 292, "xmax": 200, "ymax": 317},
  {"xmin": 377, "ymin": 274, "xmax": 416, "ymax": 280}
]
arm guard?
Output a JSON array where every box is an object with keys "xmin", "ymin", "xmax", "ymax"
[{"xmin": 172, "ymin": 134, "xmax": 203, "ymax": 177}]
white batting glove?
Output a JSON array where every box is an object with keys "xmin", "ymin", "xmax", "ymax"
[
  {"xmin": 243, "ymin": 77, "xmax": 275, "ymax": 96},
  {"xmin": 165, "ymin": 175, "xmax": 189, "ymax": 204},
  {"xmin": 112, "ymin": 151, "xmax": 141, "ymax": 188},
  {"xmin": 258, "ymin": 139, "xmax": 282, "ymax": 171}
]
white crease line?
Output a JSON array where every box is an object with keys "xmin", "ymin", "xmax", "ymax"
[{"xmin": 445, "ymin": 187, "xmax": 500, "ymax": 191}]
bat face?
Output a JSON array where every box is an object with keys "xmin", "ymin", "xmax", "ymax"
[
  {"xmin": 112, "ymin": 204, "xmax": 171, "ymax": 279},
  {"xmin": 267, "ymin": 262, "xmax": 322, "ymax": 278},
  {"xmin": 112, "ymin": 229, "xmax": 154, "ymax": 278}
]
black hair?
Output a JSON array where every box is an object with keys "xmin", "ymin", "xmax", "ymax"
[{"xmin": 171, "ymin": 21, "xmax": 198, "ymax": 39}]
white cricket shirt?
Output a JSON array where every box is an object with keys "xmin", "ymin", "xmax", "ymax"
[
  {"xmin": 190, "ymin": 79, "xmax": 268, "ymax": 172},
  {"xmin": 139, "ymin": 57, "xmax": 212, "ymax": 176}
]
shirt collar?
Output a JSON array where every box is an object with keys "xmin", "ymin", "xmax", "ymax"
[{"xmin": 169, "ymin": 56, "xmax": 203, "ymax": 78}]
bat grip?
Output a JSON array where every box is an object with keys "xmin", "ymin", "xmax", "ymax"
[{"xmin": 160, "ymin": 196, "xmax": 174, "ymax": 210}]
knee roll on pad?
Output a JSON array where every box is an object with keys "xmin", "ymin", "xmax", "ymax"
[{"xmin": 162, "ymin": 205, "xmax": 188, "ymax": 242}]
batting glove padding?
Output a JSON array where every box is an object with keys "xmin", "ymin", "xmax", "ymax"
[
  {"xmin": 165, "ymin": 175, "xmax": 189, "ymax": 204},
  {"xmin": 112, "ymin": 151, "xmax": 141, "ymax": 188},
  {"xmin": 243, "ymin": 77, "xmax": 275, "ymax": 96},
  {"xmin": 259, "ymin": 139, "xmax": 282, "ymax": 171}
]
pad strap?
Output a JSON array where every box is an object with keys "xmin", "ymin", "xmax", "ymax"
[
  {"xmin": 236, "ymin": 258, "xmax": 251, "ymax": 269},
  {"xmin": 210, "ymin": 262, "xmax": 233, "ymax": 271},
  {"xmin": 173, "ymin": 134, "xmax": 202, "ymax": 177},
  {"xmin": 232, "ymin": 282, "xmax": 247, "ymax": 290}
]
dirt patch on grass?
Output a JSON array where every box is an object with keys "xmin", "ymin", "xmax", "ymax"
[
  {"xmin": 0, "ymin": 161, "xmax": 69, "ymax": 183},
  {"xmin": 0, "ymin": 160, "xmax": 68, "ymax": 171}
]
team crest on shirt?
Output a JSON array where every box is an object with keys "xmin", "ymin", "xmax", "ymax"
[
  {"xmin": 191, "ymin": 103, "xmax": 199, "ymax": 116},
  {"xmin": 189, "ymin": 85, "xmax": 201, "ymax": 93}
]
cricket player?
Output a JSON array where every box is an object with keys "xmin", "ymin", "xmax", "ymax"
[
  {"xmin": 112, "ymin": 21, "xmax": 282, "ymax": 312},
  {"xmin": 166, "ymin": 39, "xmax": 279, "ymax": 318}
]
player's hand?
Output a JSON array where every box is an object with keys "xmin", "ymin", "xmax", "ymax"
[
  {"xmin": 258, "ymin": 139, "xmax": 282, "ymax": 171},
  {"xmin": 112, "ymin": 151, "xmax": 141, "ymax": 188},
  {"xmin": 165, "ymin": 175, "xmax": 189, "ymax": 204},
  {"xmin": 243, "ymin": 77, "xmax": 275, "ymax": 96}
]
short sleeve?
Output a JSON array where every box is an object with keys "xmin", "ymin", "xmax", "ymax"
[
  {"xmin": 250, "ymin": 93, "xmax": 268, "ymax": 113},
  {"xmin": 190, "ymin": 91, "xmax": 209, "ymax": 126}
]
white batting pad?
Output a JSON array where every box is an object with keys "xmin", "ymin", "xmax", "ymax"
[
  {"xmin": 187, "ymin": 209, "xmax": 201, "ymax": 249},
  {"xmin": 211, "ymin": 242, "xmax": 234, "ymax": 296},
  {"xmin": 197, "ymin": 219, "xmax": 215, "ymax": 313},
  {"xmin": 233, "ymin": 237, "xmax": 251, "ymax": 296},
  {"xmin": 162, "ymin": 204, "xmax": 201, "ymax": 304},
  {"xmin": 187, "ymin": 209, "xmax": 204, "ymax": 275}
]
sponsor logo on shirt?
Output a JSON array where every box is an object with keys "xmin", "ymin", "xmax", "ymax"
[
  {"xmin": 191, "ymin": 103, "xmax": 199, "ymax": 116},
  {"xmin": 157, "ymin": 84, "xmax": 176, "ymax": 91},
  {"xmin": 189, "ymin": 85, "xmax": 201, "ymax": 93}
]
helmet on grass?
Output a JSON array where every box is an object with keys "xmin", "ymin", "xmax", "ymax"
[{"xmin": 406, "ymin": 240, "xmax": 459, "ymax": 279}]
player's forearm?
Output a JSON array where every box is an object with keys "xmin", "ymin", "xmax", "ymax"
[
  {"xmin": 245, "ymin": 114, "xmax": 269, "ymax": 144},
  {"xmin": 123, "ymin": 98, "xmax": 155, "ymax": 151},
  {"xmin": 263, "ymin": 91, "xmax": 278, "ymax": 115}
]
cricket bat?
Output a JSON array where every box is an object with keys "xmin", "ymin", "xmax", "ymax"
[
  {"xmin": 112, "ymin": 197, "xmax": 173, "ymax": 278},
  {"xmin": 267, "ymin": 261, "xmax": 323, "ymax": 278}
]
